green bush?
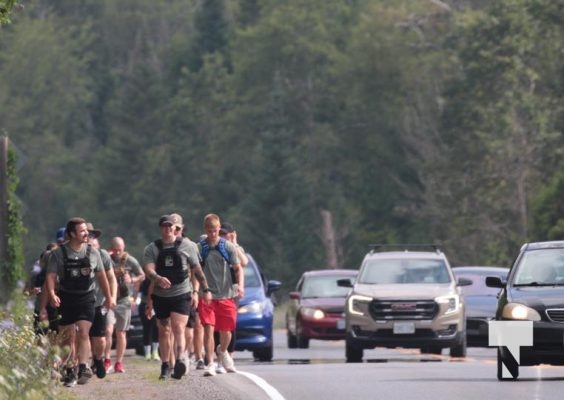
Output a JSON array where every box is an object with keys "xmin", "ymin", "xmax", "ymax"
[{"xmin": 0, "ymin": 291, "xmax": 62, "ymax": 400}]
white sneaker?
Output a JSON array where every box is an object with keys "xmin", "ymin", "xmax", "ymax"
[
  {"xmin": 203, "ymin": 363, "xmax": 216, "ymax": 377},
  {"xmin": 216, "ymin": 362, "xmax": 226, "ymax": 374},
  {"xmin": 217, "ymin": 345, "xmax": 236, "ymax": 373}
]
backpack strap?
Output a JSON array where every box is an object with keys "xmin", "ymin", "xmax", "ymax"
[{"xmin": 199, "ymin": 237, "xmax": 230, "ymax": 264}]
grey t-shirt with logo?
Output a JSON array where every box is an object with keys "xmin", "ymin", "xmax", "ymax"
[{"xmin": 143, "ymin": 237, "xmax": 200, "ymax": 297}]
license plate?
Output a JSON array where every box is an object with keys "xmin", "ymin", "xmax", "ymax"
[
  {"xmin": 393, "ymin": 322, "xmax": 415, "ymax": 334},
  {"xmin": 336, "ymin": 319, "xmax": 345, "ymax": 330}
]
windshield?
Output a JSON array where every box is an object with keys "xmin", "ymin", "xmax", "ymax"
[
  {"xmin": 513, "ymin": 249, "xmax": 564, "ymax": 285},
  {"xmin": 301, "ymin": 275, "xmax": 354, "ymax": 298},
  {"xmin": 358, "ymin": 258, "xmax": 451, "ymax": 284},
  {"xmin": 244, "ymin": 265, "xmax": 262, "ymax": 288}
]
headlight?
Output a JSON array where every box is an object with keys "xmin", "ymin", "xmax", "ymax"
[
  {"xmin": 348, "ymin": 294, "xmax": 372, "ymax": 316},
  {"xmin": 238, "ymin": 301, "xmax": 264, "ymax": 314},
  {"xmin": 502, "ymin": 303, "xmax": 541, "ymax": 321},
  {"xmin": 301, "ymin": 307, "xmax": 325, "ymax": 319},
  {"xmin": 435, "ymin": 295, "xmax": 461, "ymax": 314}
]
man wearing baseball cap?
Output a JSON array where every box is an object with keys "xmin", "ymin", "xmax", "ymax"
[{"xmin": 143, "ymin": 215, "xmax": 211, "ymax": 380}]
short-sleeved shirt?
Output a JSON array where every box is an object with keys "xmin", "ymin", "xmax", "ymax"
[
  {"xmin": 198, "ymin": 239, "xmax": 240, "ymax": 300},
  {"xmin": 93, "ymin": 248, "xmax": 113, "ymax": 307},
  {"xmin": 143, "ymin": 237, "xmax": 200, "ymax": 298},
  {"xmin": 111, "ymin": 253, "xmax": 144, "ymax": 304},
  {"xmin": 47, "ymin": 243, "xmax": 104, "ymax": 294}
]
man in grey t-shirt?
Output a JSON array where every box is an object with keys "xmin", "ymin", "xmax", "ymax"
[
  {"xmin": 143, "ymin": 214, "xmax": 211, "ymax": 381},
  {"xmin": 46, "ymin": 217, "xmax": 115, "ymax": 387}
]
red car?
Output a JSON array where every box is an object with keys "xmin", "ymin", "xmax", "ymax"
[{"xmin": 286, "ymin": 269, "xmax": 357, "ymax": 348}]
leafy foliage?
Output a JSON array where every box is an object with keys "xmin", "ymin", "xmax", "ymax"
[
  {"xmin": 1, "ymin": 0, "xmax": 564, "ymax": 292},
  {"xmin": 0, "ymin": 292, "xmax": 61, "ymax": 400}
]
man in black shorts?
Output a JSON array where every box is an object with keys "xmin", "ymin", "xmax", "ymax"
[
  {"xmin": 46, "ymin": 217, "xmax": 115, "ymax": 387},
  {"xmin": 143, "ymin": 214, "xmax": 212, "ymax": 380},
  {"xmin": 87, "ymin": 223, "xmax": 117, "ymax": 379}
]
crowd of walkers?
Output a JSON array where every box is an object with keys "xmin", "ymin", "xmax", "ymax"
[{"xmin": 26, "ymin": 213, "xmax": 246, "ymax": 387}]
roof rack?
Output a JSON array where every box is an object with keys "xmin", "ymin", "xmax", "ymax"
[{"xmin": 368, "ymin": 244, "xmax": 442, "ymax": 254}]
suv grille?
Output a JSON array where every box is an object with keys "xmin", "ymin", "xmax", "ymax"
[
  {"xmin": 369, "ymin": 300, "xmax": 438, "ymax": 320},
  {"xmin": 546, "ymin": 309, "xmax": 564, "ymax": 323}
]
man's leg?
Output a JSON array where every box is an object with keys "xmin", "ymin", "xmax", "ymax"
[
  {"xmin": 114, "ymin": 330, "xmax": 127, "ymax": 372},
  {"xmin": 170, "ymin": 312, "xmax": 189, "ymax": 379},
  {"xmin": 76, "ymin": 320, "xmax": 94, "ymax": 384},
  {"xmin": 193, "ymin": 314, "xmax": 205, "ymax": 369},
  {"xmin": 103, "ymin": 310, "xmax": 115, "ymax": 372},
  {"xmin": 218, "ymin": 330, "xmax": 232, "ymax": 354},
  {"xmin": 157, "ymin": 317, "xmax": 172, "ymax": 380}
]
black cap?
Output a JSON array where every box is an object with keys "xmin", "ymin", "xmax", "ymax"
[
  {"xmin": 220, "ymin": 222, "xmax": 234, "ymax": 234},
  {"xmin": 159, "ymin": 214, "xmax": 175, "ymax": 226}
]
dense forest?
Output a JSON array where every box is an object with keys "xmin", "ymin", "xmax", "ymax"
[{"xmin": 1, "ymin": 0, "xmax": 564, "ymax": 292}]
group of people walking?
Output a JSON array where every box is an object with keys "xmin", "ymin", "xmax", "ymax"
[{"xmin": 29, "ymin": 212, "xmax": 245, "ymax": 387}]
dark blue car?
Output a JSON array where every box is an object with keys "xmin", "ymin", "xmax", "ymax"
[{"xmin": 235, "ymin": 253, "xmax": 281, "ymax": 361}]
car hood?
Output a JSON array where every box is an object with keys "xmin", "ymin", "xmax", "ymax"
[
  {"xmin": 353, "ymin": 283, "xmax": 457, "ymax": 300},
  {"xmin": 508, "ymin": 286, "xmax": 564, "ymax": 308},
  {"xmin": 464, "ymin": 295, "xmax": 498, "ymax": 318},
  {"xmin": 239, "ymin": 287, "xmax": 264, "ymax": 306},
  {"xmin": 300, "ymin": 297, "xmax": 347, "ymax": 312}
]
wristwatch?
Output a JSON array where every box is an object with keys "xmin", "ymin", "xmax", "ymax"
[{"xmin": 202, "ymin": 288, "xmax": 211, "ymax": 293}]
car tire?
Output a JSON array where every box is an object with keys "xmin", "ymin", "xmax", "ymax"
[
  {"xmin": 297, "ymin": 336, "xmax": 310, "ymax": 349},
  {"xmin": 420, "ymin": 346, "xmax": 442, "ymax": 355},
  {"xmin": 497, "ymin": 347, "xmax": 518, "ymax": 380},
  {"xmin": 253, "ymin": 343, "xmax": 273, "ymax": 362},
  {"xmin": 287, "ymin": 331, "xmax": 298, "ymax": 349},
  {"xmin": 345, "ymin": 338, "xmax": 363, "ymax": 363},
  {"xmin": 449, "ymin": 335, "xmax": 467, "ymax": 358}
]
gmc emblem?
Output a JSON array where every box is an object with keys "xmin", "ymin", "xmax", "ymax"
[{"xmin": 391, "ymin": 303, "xmax": 417, "ymax": 311}]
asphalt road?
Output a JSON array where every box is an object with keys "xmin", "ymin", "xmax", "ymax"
[{"xmin": 68, "ymin": 330, "xmax": 564, "ymax": 400}]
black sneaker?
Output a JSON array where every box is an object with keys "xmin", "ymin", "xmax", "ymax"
[
  {"xmin": 77, "ymin": 364, "xmax": 93, "ymax": 385},
  {"xmin": 64, "ymin": 367, "xmax": 78, "ymax": 388},
  {"xmin": 93, "ymin": 357, "xmax": 106, "ymax": 379},
  {"xmin": 172, "ymin": 359, "xmax": 186, "ymax": 379},
  {"xmin": 159, "ymin": 363, "xmax": 171, "ymax": 381}
]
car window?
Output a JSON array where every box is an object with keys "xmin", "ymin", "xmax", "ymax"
[
  {"xmin": 455, "ymin": 272, "xmax": 505, "ymax": 296},
  {"xmin": 301, "ymin": 275, "xmax": 353, "ymax": 298},
  {"xmin": 359, "ymin": 258, "xmax": 451, "ymax": 284},
  {"xmin": 244, "ymin": 266, "xmax": 261, "ymax": 288},
  {"xmin": 513, "ymin": 249, "xmax": 564, "ymax": 285}
]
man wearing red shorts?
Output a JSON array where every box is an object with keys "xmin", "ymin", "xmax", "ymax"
[{"xmin": 198, "ymin": 214, "xmax": 244, "ymax": 376}]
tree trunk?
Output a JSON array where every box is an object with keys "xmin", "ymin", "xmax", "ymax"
[{"xmin": 320, "ymin": 209, "xmax": 338, "ymax": 269}]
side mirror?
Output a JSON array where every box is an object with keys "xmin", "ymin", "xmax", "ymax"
[
  {"xmin": 457, "ymin": 277, "xmax": 473, "ymax": 287},
  {"xmin": 289, "ymin": 291, "xmax": 301, "ymax": 300},
  {"xmin": 337, "ymin": 278, "xmax": 353, "ymax": 288},
  {"xmin": 485, "ymin": 276, "xmax": 504, "ymax": 288},
  {"xmin": 267, "ymin": 280, "xmax": 282, "ymax": 296}
]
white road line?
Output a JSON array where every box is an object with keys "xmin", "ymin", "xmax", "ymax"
[{"xmin": 237, "ymin": 371, "xmax": 286, "ymax": 400}]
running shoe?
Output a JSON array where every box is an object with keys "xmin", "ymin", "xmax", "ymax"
[
  {"xmin": 114, "ymin": 361, "xmax": 125, "ymax": 373},
  {"xmin": 92, "ymin": 357, "xmax": 106, "ymax": 379},
  {"xmin": 172, "ymin": 359, "xmax": 186, "ymax": 379},
  {"xmin": 217, "ymin": 345, "xmax": 236, "ymax": 373},
  {"xmin": 195, "ymin": 359, "xmax": 205, "ymax": 370},
  {"xmin": 159, "ymin": 363, "xmax": 171, "ymax": 380},
  {"xmin": 216, "ymin": 362, "xmax": 226, "ymax": 374},
  {"xmin": 63, "ymin": 367, "xmax": 77, "ymax": 388},
  {"xmin": 203, "ymin": 363, "xmax": 216, "ymax": 377},
  {"xmin": 77, "ymin": 364, "xmax": 93, "ymax": 385},
  {"xmin": 104, "ymin": 358, "xmax": 113, "ymax": 373}
]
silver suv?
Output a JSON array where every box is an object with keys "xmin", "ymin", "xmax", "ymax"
[{"xmin": 338, "ymin": 245, "xmax": 467, "ymax": 362}]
